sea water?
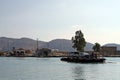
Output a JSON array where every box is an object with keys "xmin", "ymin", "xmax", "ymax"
[{"xmin": 0, "ymin": 57, "xmax": 120, "ymax": 80}]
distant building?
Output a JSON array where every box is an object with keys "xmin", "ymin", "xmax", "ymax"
[
  {"xmin": 36, "ymin": 48, "xmax": 52, "ymax": 57},
  {"xmin": 0, "ymin": 51, "xmax": 7, "ymax": 56},
  {"xmin": 12, "ymin": 48, "xmax": 26, "ymax": 56},
  {"xmin": 116, "ymin": 51, "xmax": 120, "ymax": 55},
  {"xmin": 100, "ymin": 46, "xmax": 117, "ymax": 56},
  {"xmin": 24, "ymin": 50, "xmax": 34, "ymax": 57},
  {"xmin": 9, "ymin": 48, "xmax": 34, "ymax": 57}
]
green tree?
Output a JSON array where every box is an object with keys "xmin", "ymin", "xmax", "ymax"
[
  {"xmin": 93, "ymin": 43, "xmax": 101, "ymax": 52},
  {"xmin": 72, "ymin": 30, "xmax": 86, "ymax": 52}
]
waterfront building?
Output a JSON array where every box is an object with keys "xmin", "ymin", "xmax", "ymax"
[
  {"xmin": 12, "ymin": 48, "xmax": 26, "ymax": 56},
  {"xmin": 8, "ymin": 48, "xmax": 34, "ymax": 57},
  {"xmin": 36, "ymin": 48, "xmax": 52, "ymax": 57},
  {"xmin": 100, "ymin": 46, "xmax": 117, "ymax": 56}
]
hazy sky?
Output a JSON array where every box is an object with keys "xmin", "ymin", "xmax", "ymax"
[{"xmin": 0, "ymin": 0, "xmax": 120, "ymax": 45}]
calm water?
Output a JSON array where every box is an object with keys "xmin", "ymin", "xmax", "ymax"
[{"xmin": 0, "ymin": 57, "xmax": 120, "ymax": 80}]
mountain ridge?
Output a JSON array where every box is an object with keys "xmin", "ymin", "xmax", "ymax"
[{"xmin": 0, "ymin": 37, "xmax": 120, "ymax": 51}]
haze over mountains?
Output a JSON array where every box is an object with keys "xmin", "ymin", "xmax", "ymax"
[{"xmin": 0, "ymin": 37, "xmax": 120, "ymax": 51}]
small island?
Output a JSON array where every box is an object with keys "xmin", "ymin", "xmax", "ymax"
[{"xmin": 61, "ymin": 30, "xmax": 106, "ymax": 63}]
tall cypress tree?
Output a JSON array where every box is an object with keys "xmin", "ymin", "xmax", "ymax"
[{"xmin": 72, "ymin": 30, "xmax": 86, "ymax": 52}]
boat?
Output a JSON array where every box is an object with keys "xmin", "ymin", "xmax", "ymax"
[{"xmin": 61, "ymin": 52, "xmax": 106, "ymax": 63}]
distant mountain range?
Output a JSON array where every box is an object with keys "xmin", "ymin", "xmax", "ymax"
[{"xmin": 0, "ymin": 37, "xmax": 120, "ymax": 51}]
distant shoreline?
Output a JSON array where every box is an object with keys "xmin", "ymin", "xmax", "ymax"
[
  {"xmin": 105, "ymin": 55, "xmax": 120, "ymax": 57},
  {"xmin": 0, "ymin": 56, "xmax": 120, "ymax": 58}
]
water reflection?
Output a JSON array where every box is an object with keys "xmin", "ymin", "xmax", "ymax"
[
  {"xmin": 71, "ymin": 65, "xmax": 86, "ymax": 80},
  {"xmin": 71, "ymin": 63, "xmax": 103, "ymax": 80}
]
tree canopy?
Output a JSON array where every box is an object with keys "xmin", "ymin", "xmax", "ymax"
[
  {"xmin": 92, "ymin": 43, "xmax": 101, "ymax": 52},
  {"xmin": 72, "ymin": 30, "xmax": 86, "ymax": 52}
]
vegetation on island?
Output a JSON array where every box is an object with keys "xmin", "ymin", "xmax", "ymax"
[
  {"xmin": 72, "ymin": 30, "xmax": 86, "ymax": 52},
  {"xmin": 93, "ymin": 43, "xmax": 101, "ymax": 52},
  {"xmin": 62, "ymin": 30, "xmax": 106, "ymax": 63}
]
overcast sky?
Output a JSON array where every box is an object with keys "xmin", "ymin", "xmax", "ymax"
[{"xmin": 0, "ymin": 0, "xmax": 120, "ymax": 45}]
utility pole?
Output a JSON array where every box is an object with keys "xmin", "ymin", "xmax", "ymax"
[
  {"xmin": 37, "ymin": 38, "xmax": 39, "ymax": 51},
  {"xmin": 7, "ymin": 40, "xmax": 10, "ymax": 52},
  {"xmin": 35, "ymin": 38, "xmax": 39, "ymax": 57}
]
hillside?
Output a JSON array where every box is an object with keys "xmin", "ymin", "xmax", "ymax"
[
  {"xmin": 48, "ymin": 39, "xmax": 75, "ymax": 52},
  {"xmin": 0, "ymin": 37, "xmax": 46, "ymax": 51},
  {"xmin": 0, "ymin": 37, "xmax": 94, "ymax": 51}
]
